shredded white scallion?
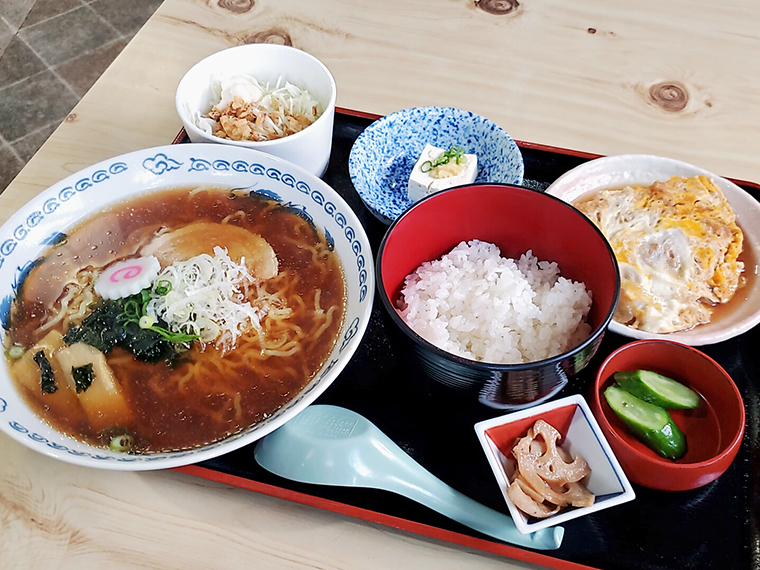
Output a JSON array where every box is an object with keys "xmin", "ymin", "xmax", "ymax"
[{"xmin": 144, "ymin": 246, "xmax": 278, "ymax": 354}]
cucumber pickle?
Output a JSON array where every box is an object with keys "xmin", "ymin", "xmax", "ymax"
[
  {"xmin": 604, "ymin": 384, "xmax": 687, "ymax": 460},
  {"xmin": 613, "ymin": 369, "xmax": 701, "ymax": 409}
]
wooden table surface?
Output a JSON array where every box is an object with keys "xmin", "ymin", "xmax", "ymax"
[{"xmin": 2, "ymin": 0, "xmax": 759, "ymax": 568}]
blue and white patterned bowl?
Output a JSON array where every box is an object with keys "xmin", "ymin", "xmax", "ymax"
[
  {"xmin": 348, "ymin": 107, "xmax": 524, "ymax": 224},
  {"xmin": 0, "ymin": 144, "xmax": 374, "ymax": 470}
]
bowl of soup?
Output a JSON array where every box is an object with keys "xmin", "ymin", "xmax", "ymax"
[
  {"xmin": 546, "ymin": 154, "xmax": 760, "ymax": 345},
  {"xmin": 0, "ymin": 144, "xmax": 373, "ymax": 469}
]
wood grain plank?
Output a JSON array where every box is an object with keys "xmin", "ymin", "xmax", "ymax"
[{"xmin": 1, "ymin": 0, "xmax": 758, "ymax": 567}]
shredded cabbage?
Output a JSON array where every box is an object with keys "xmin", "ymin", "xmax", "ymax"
[
  {"xmin": 144, "ymin": 247, "xmax": 279, "ymax": 354},
  {"xmin": 195, "ymin": 74, "xmax": 323, "ymax": 141}
]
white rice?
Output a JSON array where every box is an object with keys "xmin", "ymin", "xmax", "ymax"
[{"xmin": 396, "ymin": 240, "xmax": 593, "ymax": 364}]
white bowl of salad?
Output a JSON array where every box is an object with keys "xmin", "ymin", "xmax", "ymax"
[{"xmin": 176, "ymin": 44, "xmax": 337, "ymax": 177}]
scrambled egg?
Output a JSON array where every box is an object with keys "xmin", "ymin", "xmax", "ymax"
[{"xmin": 573, "ymin": 176, "xmax": 744, "ymax": 333}]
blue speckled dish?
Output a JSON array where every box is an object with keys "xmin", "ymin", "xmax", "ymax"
[{"xmin": 348, "ymin": 107, "xmax": 524, "ymax": 224}]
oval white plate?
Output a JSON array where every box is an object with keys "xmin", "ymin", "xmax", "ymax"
[
  {"xmin": 0, "ymin": 144, "xmax": 374, "ymax": 469},
  {"xmin": 546, "ymin": 154, "xmax": 760, "ymax": 346}
]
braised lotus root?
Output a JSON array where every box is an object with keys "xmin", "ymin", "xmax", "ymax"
[{"xmin": 506, "ymin": 419, "xmax": 595, "ymax": 519}]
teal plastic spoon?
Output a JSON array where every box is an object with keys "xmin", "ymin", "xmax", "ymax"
[{"xmin": 254, "ymin": 404, "xmax": 564, "ymax": 550}]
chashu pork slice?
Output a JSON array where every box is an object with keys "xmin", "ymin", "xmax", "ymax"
[{"xmin": 140, "ymin": 222, "xmax": 278, "ymax": 280}]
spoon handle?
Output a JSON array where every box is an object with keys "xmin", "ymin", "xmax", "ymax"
[{"xmin": 378, "ymin": 446, "xmax": 564, "ymax": 550}]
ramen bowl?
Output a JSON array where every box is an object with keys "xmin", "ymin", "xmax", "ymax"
[
  {"xmin": 475, "ymin": 394, "xmax": 635, "ymax": 534},
  {"xmin": 176, "ymin": 44, "xmax": 337, "ymax": 177},
  {"xmin": 590, "ymin": 340, "xmax": 745, "ymax": 491},
  {"xmin": 348, "ymin": 106, "xmax": 524, "ymax": 224},
  {"xmin": 376, "ymin": 183, "xmax": 620, "ymax": 410},
  {"xmin": 546, "ymin": 154, "xmax": 760, "ymax": 346},
  {"xmin": 0, "ymin": 144, "xmax": 373, "ymax": 470}
]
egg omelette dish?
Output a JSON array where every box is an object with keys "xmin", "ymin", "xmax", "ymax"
[{"xmin": 573, "ymin": 175, "xmax": 744, "ymax": 333}]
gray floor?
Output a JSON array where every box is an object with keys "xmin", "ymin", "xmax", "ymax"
[{"xmin": 0, "ymin": 0, "xmax": 163, "ymax": 194}]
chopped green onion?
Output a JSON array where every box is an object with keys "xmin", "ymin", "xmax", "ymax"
[
  {"xmin": 109, "ymin": 434, "xmax": 134, "ymax": 452},
  {"xmin": 148, "ymin": 324, "xmax": 200, "ymax": 344},
  {"xmin": 155, "ymin": 280, "xmax": 172, "ymax": 296},
  {"xmin": 7, "ymin": 344, "xmax": 25, "ymax": 359},
  {"xmin": 420, "ymin": 145, "xmax": 466, "ymax": 173},
  {"xmin": 122, "ymin": 299, "xmax": 142, "ymax": 321},
  {"xmin": 119, "ymin": 288, "xmax": 200, "ymax": 344}
]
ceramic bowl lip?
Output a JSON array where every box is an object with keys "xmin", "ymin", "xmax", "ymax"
[
  {"xmin": 352, "ymin": 105, "xmax": 522, "ymax": 161},
  {"xmin": 375, "ymin": 183, "xmax": 621, "ymax": 371},
  {"xmin": 175, "ymin": 44, "xmax": 337, "ymax": 149},
  {"xmin": 545, "ymin": 153, "xmax": 760, "ymax": 346},
  {"xmin": 0, "ymin": 143, "xmax": 373, "ymax": 470},
  {"xmin": 474, "ymin": 394, "xmax": 636, "ymax": 534},
  {"xmin": 348, "ymin": 105, "xmax": 525, "ymax": 225},
  {"xmin": 592, "ymin": 339, "xmax": 746, "ymax": 469}
]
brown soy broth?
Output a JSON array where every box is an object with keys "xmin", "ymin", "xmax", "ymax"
[
  {"xmin": 702, "ymin": 238, "xmax": 758, "ymax": 326},
  {"xmin": 118, "ymin": 343, "xmax": 309, "ymax": 452},
  {"xmin": 8, "ymin": 186, "xmax": 346, "ymax": 452}
]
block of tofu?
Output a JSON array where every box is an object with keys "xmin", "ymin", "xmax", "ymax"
[{"xmin": 408, "ymin": 143, "xmax": 478, "ymax": 203}]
